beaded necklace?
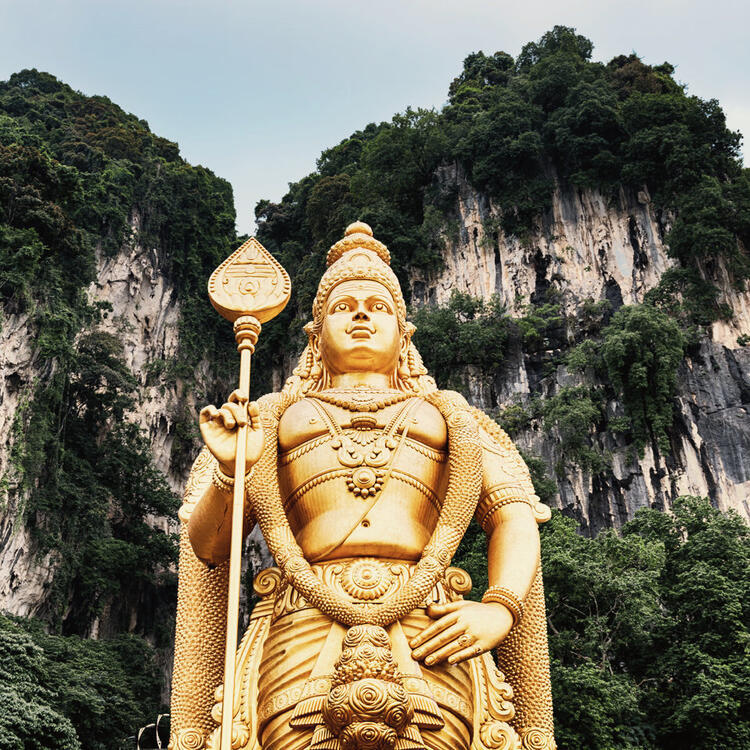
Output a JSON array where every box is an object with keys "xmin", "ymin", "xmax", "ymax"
[{"xmin": 313, "ymin": 387, "xmax": 413, "ymax": 413}]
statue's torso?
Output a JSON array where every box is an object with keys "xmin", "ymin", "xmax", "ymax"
[{"xmin": 277, "ymin": 395, "xmax": 448, "ymax": 562}]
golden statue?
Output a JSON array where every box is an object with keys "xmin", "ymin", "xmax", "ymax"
[{"xmin": 169, "ymin": 223, "xmax": 556, "ymax": 750}]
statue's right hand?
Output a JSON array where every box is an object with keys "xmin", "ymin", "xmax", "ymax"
[{"xmin": 199, "ymin": 390, "xmax": 264, "ymax": 476}]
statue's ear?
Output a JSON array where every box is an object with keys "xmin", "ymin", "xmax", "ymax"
[
  {"xmin": 304, "ymin": 322, "xmax": 319, "ymax": 354},
  {"xmin": 402, "ymin": 322, "xmax": 416, "ymax": 355}
]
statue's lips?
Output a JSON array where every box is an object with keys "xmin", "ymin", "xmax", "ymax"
[{"xmin": 349, "ymin": 327, "xmax": 374, "ymax": 339}]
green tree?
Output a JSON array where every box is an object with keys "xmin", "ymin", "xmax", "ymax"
[
  {"xmin": 0, "ymin": 615, "xmax": 163, "ymax": 750},
  {"xmin": 536, "ymin": 498, "xmax": 750, "ymax": 749},
  {"xmin": 542, "ymin": 511, "xmax": 663, "ymax": 748},
  {"xmin": 411, "ymin": 291, "xmax": 512, "ymax": 388},
  {"xmin": 624, "ymin": 498, "xmax": 750, "ymax": 749},
  {"xmin": 600, "ymin": 305, "xmax": 685, "ymax": 455},
  {"xmin": 542, "ymin": 386, "xmax": 607, "ymax": 473}
]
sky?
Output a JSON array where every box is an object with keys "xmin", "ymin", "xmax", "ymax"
[{"xmin": 1, "ymin": 0, "xmax": 748, "ymax": 235}]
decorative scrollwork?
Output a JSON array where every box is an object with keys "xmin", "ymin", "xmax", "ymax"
[
  {"xmin": 444, "ymin": 566, "xmax": 473, "ymax": 596},
  {"xmin": 320, "ymin": 625, "xmax": 413, "ymax": 749},
  {"xmin": 171, "ymin": 728, "xmax": 205, "ymax": 750},
  {"xmin": 478, "ymin": 721, "xmax": 522, "ymax": 750},
  {"xmin": 252, "ymin": 567, "xmax": 282, "ymax": 599},
  {"xmin": 520, "ymin": 727, "xmax": 557, "ymax": 750}
]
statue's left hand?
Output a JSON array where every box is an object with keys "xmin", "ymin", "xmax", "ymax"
[{"xmin": 409, "ymin": 600, "xmax": 514, "ymax": 666}]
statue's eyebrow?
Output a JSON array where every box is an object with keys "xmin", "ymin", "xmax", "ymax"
[
  {"xmin": 365, "ymin": 294, "xmax": 394, "ymax": 309},
  {"xmin": 327, "ymin": 293, "xmax": 356, "ymax": 309}
]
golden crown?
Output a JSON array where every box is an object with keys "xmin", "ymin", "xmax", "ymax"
[
  {"xmin": 312, "ymin": 222, "xmax": 406, "ymax": 326},
  {"xmin": 326, "ymin": 222, "xmax": 391, "ymax": 266}
]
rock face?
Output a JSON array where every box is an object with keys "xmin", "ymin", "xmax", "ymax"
[
  {"xmin": 0, "ymin": 214, "xmax": 277, "ymax": 622},
  {"xmin": 0, "ymin": 313, "xmax": 57, "ymax": 615},
  {"xmin": 1, "ymin": 174, "xmax": 749, "ymax": 618},
  {"xmin": 411, "ymin": 168, "xmax": 750, "ymax": 532},
  {"xmin": 86, "ymin": 214, "xmax": 185, "ymax": 491},
  {"xmin": 0, "ymin": 219, "xmax": 182, "ymax": 617}
]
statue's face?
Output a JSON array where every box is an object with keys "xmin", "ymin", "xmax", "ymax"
[{"xmin": 318, "ymin": 279, "xmax": 402, "ymax": 376}]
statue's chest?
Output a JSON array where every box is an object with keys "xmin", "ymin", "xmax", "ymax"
[{"xmin": 277, "ymin": 398, "xmax": 448, "ymax": 514}]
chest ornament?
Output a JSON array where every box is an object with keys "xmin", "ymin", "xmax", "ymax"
[{"xmin": 309, "ymin": 396, "xmax": 419, "ymax": 500}]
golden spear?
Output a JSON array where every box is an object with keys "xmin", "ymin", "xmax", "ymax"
[{"xmin": 207, "ymin": 237, "xmax": 291, "ymax": 750}]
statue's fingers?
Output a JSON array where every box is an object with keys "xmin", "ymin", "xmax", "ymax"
[
  {"xmin": 199, "ymin": 405, "xmax": 218, "ymax": 424},
  {"xmin": 222, "ymin": 401, "xmax": 247, "ymax": 427},
  {"xmin": 423, "ymin": 633, "xmax": 474, "ymax": 666},
  {"xmin": 229, "ymin": 388, "xmax": 249, "ymax": 405},
  {"xmin": 218, "ymin": 407, "xmax": 237, "ymax": 430},
  {"xmin": 426, "ymin": 601, "xmax": 464, "ymax": 618},
  {"xmin": 411, "ymin": 623, "xmax": 464, "ymax": 661},
  {"xmin": 448, "ymin": 643, "xmax": 484, "ymax": 665},
  {"xmin": 409, "ymin": 612, "xmax": 459, "ymax": 649},
  {"xmin": 248, "ymin": 401, "xmax": 261, "ymax": 430}
]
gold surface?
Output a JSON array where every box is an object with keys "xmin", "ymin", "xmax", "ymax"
[
  {"xmin": 208, "ymin": 238, "xmax": 291, "ymax": 324},
  {"xmin": 170, "ymin": 223, "xmax": 556, "ymax": 749},
  {"xmin": 207, "ymin": 234, "xmax": 291, "ymax": 750}
]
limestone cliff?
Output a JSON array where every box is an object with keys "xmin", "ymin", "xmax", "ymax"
[
  {"xmin": 411, "ymin": 168, "xmax": 750, "ymax": 532},
  {"xmin": 0, "ymin": 213, "xmax": 269, "ymax": 621},
  {"xmin": 0, "ymin": 313, "xmax": 56, "ymax": 615}
]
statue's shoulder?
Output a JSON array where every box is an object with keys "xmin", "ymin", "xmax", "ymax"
[
  {"xmin": 255, "ymin": 391, "xmax": 286, "ymax": 418},
  {"xmin": 428, "ymin": 390, "xmax": 518, "ymax": 453},
  {"xmin": 428, "ymin": 389, "xmax": 470, "ymax": 409}
]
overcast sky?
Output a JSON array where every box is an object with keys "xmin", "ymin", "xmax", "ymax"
[{"xmin": 2, "ymin": 0, "xmax": 748, "ymax": 235}]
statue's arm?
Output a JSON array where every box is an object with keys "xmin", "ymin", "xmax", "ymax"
[
  {"xmin": 478, "ymin": 424, "xmax": 541, "ymax": 600},
  {"xmin": 486, "ymin": 502, "xmax": 540, "ymax": 598},
  {"xmin": 187, "ymin": 391, "xmax": 264, "ymax": 566},
  {"xmin": 410, "ymin": 424, "xmax": 542, "ymax": 665},
  {"xmin": 188, "ymin": 479, "xmax": 256, "ymax": 566}
]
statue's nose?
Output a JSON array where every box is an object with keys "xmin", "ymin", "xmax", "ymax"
[{"xmin": 353, "ymin": 309, "xmax": 370, "ymax": 320}]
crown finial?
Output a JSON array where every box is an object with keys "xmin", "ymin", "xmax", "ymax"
[
  {"xmin": 327, "ymin": 222, "xmax": 390, "ymax": 266},
  {"xmin": 345, "ymin": 221, "xmax": 373, "ymax": 237}
]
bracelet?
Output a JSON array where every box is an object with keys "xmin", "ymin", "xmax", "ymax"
[
  {"xmin": 477, "ymin": 496, "xmax": 532, "ymax": 531},
  {"xmin": 211, "ymin": 464, "xmax": 235, "ymax": 494},
  {"xmin": 482, "ymin": 585, "xmax": 525, "ymax": 625},
  {"xmin": 211, "ymin": 464, "xmax": 256, "ymax": 495}
]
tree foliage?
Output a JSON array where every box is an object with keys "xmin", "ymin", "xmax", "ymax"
[
  {"xmin": 542, "ymin": 385, "xmax": 608, "ymax": 473},
  {"xmin": 456, "ymin": 497, "xmax": 750, "ymax": 749},
  {"xmin": 600, "ymin": 305, "xmax": 685, "ymax": 455},
  {"xmin": 0, "ymin": 614, "xmax": 162, "ymax": 750},
  {"xmin": 411, "ymin": 291, "xmax": 512, "ymax": 388}
]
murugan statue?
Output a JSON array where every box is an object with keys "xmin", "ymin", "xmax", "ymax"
[{"xmin": 169, "ymin": 223, "xmax": 556, "ymax": 750}]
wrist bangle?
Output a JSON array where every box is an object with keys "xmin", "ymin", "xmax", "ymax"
[
  {"xmin": 482, "ymin": 585, "xmax": 525, "ymax": 625},
  {"xmin": 211, "ymin": 464, "xmax": 235, "ymax": 494}
]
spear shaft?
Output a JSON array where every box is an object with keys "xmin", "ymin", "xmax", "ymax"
[
  {"xmin": 219, "ymin": 316, "xmax": 259, "ymax": 750},
  {"xmin": 206, "ymin": 237, "xmax": 290, "ymax": 750}
]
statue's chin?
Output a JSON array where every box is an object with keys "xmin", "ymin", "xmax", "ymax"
[{"xmin": 323, "ymin": 351, "xmax": 398, "ymax": 377}]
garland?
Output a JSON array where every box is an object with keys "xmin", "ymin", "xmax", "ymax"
[{"xmin": 246, "ymin": 390, "xmax": 482, "ymax": 627}]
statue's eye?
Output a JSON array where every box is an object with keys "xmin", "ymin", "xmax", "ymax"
[
  {"xmin": 372, "ymin": 302, "xmax": 388, "ymax": 312},
  {"xmin": 332, "ymin": 302, "xmax": 350, "ymax": 312}
]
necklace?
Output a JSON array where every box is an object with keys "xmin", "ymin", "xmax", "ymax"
[
  {"xmin": 314, "ymin": 387, "xmax": 413, "ymax": 412},
  {"xmin": 307, "ymin": 397, "xmax": 418, "ymax": 499}
]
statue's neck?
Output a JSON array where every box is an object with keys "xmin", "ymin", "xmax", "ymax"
[{"xmin": 329, "ymin": 372, "xmax": 395, "ymax": 389}]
